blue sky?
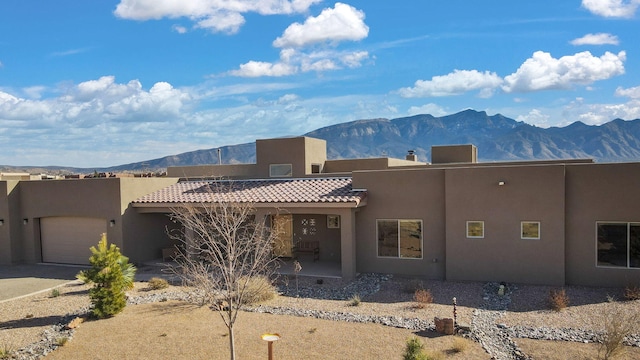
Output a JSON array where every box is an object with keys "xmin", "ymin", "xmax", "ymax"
[{"xmin": 1, "ymin": 0, "xmax": 639, "ymax": 167}]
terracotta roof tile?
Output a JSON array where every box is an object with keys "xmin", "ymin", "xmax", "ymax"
[{"xmin": 133, "ymin": 177, "xmax": 366, "ymax": 206}]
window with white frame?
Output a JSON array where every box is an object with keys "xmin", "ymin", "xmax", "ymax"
[
  {"xmin": 269, "ymin": 164, "xmax": 292, "ymax": 177},
  {"xmin": 377, "ymin": 219, "xmax": 422, "ymax": 259},
  {"xmin": 521, "ymin": 221, "xmax": 540, "ymax": 240},
  {"xmin": 597, "ymin": 222, "xmax": 640, "ymax": 268},
  {"xmin": 466, "ymin": 221, "xmax": 484, "ymax": 238}
]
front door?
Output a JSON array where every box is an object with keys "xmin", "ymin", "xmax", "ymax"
[{"xmin": 272, "ymin": 214, "xmax": 293, "ymax": 257}]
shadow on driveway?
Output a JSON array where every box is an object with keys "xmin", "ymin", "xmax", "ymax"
[{"xmin": 0, "ymin": 264, "xmax": 86, "ymax": 302}]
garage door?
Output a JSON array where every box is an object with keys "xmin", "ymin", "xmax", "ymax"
[{"xmin": 41, "ymin": 217, "xmax": 107, "ymax": 265}]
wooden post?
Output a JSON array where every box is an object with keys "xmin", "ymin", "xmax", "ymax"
[{"xmin": 261, "ymin": 333, "xmax": 280, "ymax": 360}]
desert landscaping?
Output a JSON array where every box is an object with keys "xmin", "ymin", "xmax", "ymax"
[{"xmin": 1, "ymin": 265, "xmax": 639, "ymax": 360}]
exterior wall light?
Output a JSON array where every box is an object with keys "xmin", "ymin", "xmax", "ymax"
[
  {"xmin": 23, "ymin": 218, "xmax": 28, "ymax": 225},
  {"xmin": 498, "ymin": 181, "xmax": 506, "ymax": 186},
  {"xmin": 109, "ymin": 220, "xmax": 116, "ymax": 227},
  {"xmin": 0, "ymin": 219, "xmax": 4, "ymax": 226}
]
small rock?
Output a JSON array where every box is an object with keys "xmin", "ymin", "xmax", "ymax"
[{"xmin": 65, "ymin": 317, "xmax": 84, "ymax": 330}]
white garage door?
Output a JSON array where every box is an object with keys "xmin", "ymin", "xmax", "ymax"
[{"xmin": 41, "ymin": 217, "xmax": 107, "ymax": 265}]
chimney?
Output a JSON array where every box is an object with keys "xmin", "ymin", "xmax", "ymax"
[{"xmin": 406, "ymin": 150, "xmax": 417, "ymax": 162}]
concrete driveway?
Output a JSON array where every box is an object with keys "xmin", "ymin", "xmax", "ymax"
[{"xmin": 0, "ymin": 264, "xmax": 84, "ymax": 302}]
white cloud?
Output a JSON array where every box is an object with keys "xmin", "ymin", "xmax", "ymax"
[
  {"xmin": 273, "ymin": 3, "xmax": 369, "ymax": 48},
  {"xmin": 229, "ymin": 48, "xmax": 369, "ymax": 77},
  {"xmin": 228, "ymin": 60, "xmax": 298, "ymax": 77},
  {"xmin": 562, "ymin": 97, "xmax": 640, "ymax": 125},
  {"xmin": 301, "ymin": 58, "xmax": 338, "ymax": 72},
  {"xmin": 407, "ymin": 103, "xmax": 448, "ymax": 116},
  {"xmin": 227, "ymin": 3, "xmax": 369, "ymax": 78},
  {"xmin": 570, "ymin": 33, "xmax": 620, "ymax": 46},
  {"xmin": 172, "ymin": 24, "xmax": 188, "ymax": 34},
  {"xmin": 502, "ymin": 51, "xmax": 626, "ymax": 93},
  {"xmin": 114, "ymin": 0, "xmax": 321, "ymax": 33},
  {"xmin": 0, "ymin": 76, "xmax": 191, "ymax": 127},
  {"xmin": 615, "ymin": 85, "xmax": 640, "ymax": 98},
  {"xmin": 277, "ymin": 93, "xmax": 299, "ymax": 103},
  {"xmin": 49, "ymin": 48, "xmax": 90, "ymax": 57},
  {"xmin": 0, "ymin": 76, "xmax": 404, "ymax": 167},
  {"xmin": 194, "ymin": 10, "xmax": 246, "ymax": 34},
  {"xmin": 516, "ymin": 109, "xmax": 552, "ymax": 127},
  {"xmin": 581, "ymin": 0, "xmax": 640, "ymax": 18},
  {"xmin": 340, "ymin": 51, "xmax": 369, "ymax": 68},
  {"xmin": 398, "ymin": 70, "xmax": 503, "ymax": 98},
  {"xmin": 22, "ymin": 86, "xmax": 47, "ymax": 100}
]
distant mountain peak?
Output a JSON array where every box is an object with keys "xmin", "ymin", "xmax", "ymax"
[{"xmin": 5, "ymin": 110, "xmax": 640, "ymax": 173}]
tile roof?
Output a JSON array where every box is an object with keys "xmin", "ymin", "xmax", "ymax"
[{"xmin": 133, "ymin": 177, "xmax": 366, "ymax": 206}]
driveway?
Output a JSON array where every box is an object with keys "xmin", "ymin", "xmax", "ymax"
[{"xmin": 0, "ymin": 264, "xmax": 84, "ymax": 302}]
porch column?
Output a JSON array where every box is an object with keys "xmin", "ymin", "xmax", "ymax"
[
  {"xmin": 340, "ymin": 208, "xmax": 357, "ymax": 280},
  {"xmin": 254, "ymin": 208, "xmax": 271, "ymax": 226}
]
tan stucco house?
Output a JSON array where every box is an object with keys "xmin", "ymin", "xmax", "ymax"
[{"xmin": 1, "ymin": 136, "xmax": 639, "ymax": 288}]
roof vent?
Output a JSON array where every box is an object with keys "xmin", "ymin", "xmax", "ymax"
[{"xmin": 406, "ymin": 150, "xmax": 417, "ymax": 162}]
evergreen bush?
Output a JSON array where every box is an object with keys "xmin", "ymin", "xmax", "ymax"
[
  {"xmin": 403, "ymin": 337, "xmax": 427, "ymax": 360},
  {"xmin": 78, "ymin": 234, "xmax": 136, "ymax": 318}
]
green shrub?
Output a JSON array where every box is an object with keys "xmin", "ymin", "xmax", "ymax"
[
  {"xmin": 239, "ymin": 276, "xmax": 276, "ymax": 305},
  {"xmin": 348, "ymin": 293, "xmax": 361, "ymax": 306},
  {"xmin": 147, "ymin": 277, "xmax": 169, "ymax": 290},
  {"xmin": 78, "ymin": 234, "xmax": 136, "ymax": 318},
  {"xmin": 413, "ymin": 288, "xmax": 433, "ymax": 309},
  {"xmin": 403, "ymin": 337, "xmax": 427, "ymax": 360},
  {"xmin": 56, "ymin": 337, "xmax": 69, "ymax": 347},
  {"xmin": 0, "ymin": 344, "xmax": 13, "ymax": 360},
  {"xmin": 549, "ymin": 288, "xmax": 569, "ymax": 311},
  {"xmin": 50, "ymin": 288, "xmax": 60, "ymax": 298}
]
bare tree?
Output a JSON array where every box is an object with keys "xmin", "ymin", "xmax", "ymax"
[{"xmin": 168, "ymin": 192, "xmax": 281, "ymax": 360}]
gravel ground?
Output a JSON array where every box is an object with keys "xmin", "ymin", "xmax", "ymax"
[
  {"xmin": 503, "ymin": 284, "xmax": 640, "ymax": 331},
  {"xmin": 1, "ymin": 273, "xmax": 639, "ymax": 360}
]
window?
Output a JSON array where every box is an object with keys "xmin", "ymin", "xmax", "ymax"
[
  {"xmin": 521, "ymin": 221, "xmax": 540, "ymax": 240},
  {"xmin": 466, "ymin": 221, "xmax": 484, "ymax": 238},
  {"xmin": 377, "ymin": 219, "xmax": 422, "ymax": 259},
  {"xmin": 311, "ymin": 163, "xmax": 322, "ymax": 174},
  {"xmin": 597, "ymin": 222, "xmax": 640, "ymax": 268},
  {"xmin": 269, "ymin": 164, "xmax": 292, "ymax": 177},
  {"xmin": 327, "ymin": 215, "xmax": 340, "ymax": 228}
]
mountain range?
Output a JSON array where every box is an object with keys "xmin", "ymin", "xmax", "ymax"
[{"xmin": 4, "ymin": 109, "xmax": 640, "ymax": 174}]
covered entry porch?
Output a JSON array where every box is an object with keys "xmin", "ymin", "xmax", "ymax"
[
  {"xmin": 256, "ymin": 207, "xmax": 360, "ymax": 279},
  {"xmin": 131, "ymin": 177, "xmax": 367, "ymax": 280}
]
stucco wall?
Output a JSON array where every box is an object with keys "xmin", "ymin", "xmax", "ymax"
[
  {"xmin": 0, "ymin": 181, "xmax": 12, "ymax": 264},
  {"xmin": 18, "ymin": 178, "xmax": 123, "ymax": 263},
  {"xmin": 324, "ymin": 158, "xmax": 391, "ymax": 173},
  {"xmin": 256, "ymin": 137, "xmax": 327, "ymax": 178},
  {"xmin": 119, "ymin": 178, "xmax": 179, "ymax": 263},
  {"xmin": 445, "ymin": 165, "xmax": 566, "ymax": 285},
  {"xmin": 303, "ymin": 137, "xmax": 328, "ymax": 174},
  {"xmin": 291, "ymin": 214, "xmax": 341, "ymax": 263},
  {"xmin": 432, "ymin": 144, "xmax": 477, "ymax": 164},
  {"xmin": 11, "ymin": 177, "xmax": 178, "ymax": 264},
  {"xmin": 353, "ymin": 168, "xmax": 446, "ymax": 278},
  {"xmin": 167, "ymin": 164, "xmax": 257, "ymax": 179},
  {"xmin": 565, "ymin": 163, "xmax": 640, "ymax": 287}
]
